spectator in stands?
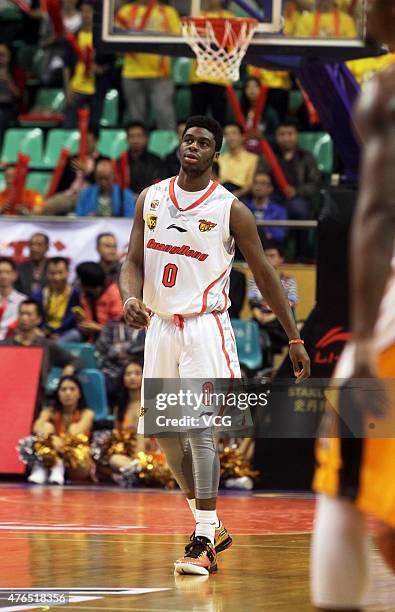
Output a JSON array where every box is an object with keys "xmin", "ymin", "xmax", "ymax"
[
  {"xmin": 96, "ymin": 321, "xmax": 145, "ymax": 404},
  {"xmin": 33, "ymin": 257, "xmax": 81, "ymax": 341},
  {"xmin": 164, "ymin": 121, "xmax": 186, "ymax": 177},
  {"xmin": 115, "ymin": 360, "xmax": 143, "ymax": 429},
  {"xmin": 0, "ymin": 257, "xmax": 27, "ymax": 340},
  {"xmin": 62, "ymin": 0, "xmax": 82, "ymax": 33},
  {"xmin": 241, "ymin": 76, "xmax": 280, "ymax": 154},
  {"xmin": 347, "ymin": 52, "xmax": 395, "ymax": 87},
  {"xmin": 248, "ymin": 240, "xmax": 298, "ymax": 362},
  {"xmin": 115, "ymin": 0, "xmax": 179, "ymax": 130},
  {"xmin": 96, "ymin": 233, "xmax": 121, "ymax": 284},
  {"xmin": 294, "ymin": 0, "xmax": 357, "ymax": 38},
  {"xmin": 219, "ymin": 123, "xmax": 259, "ymax": 198},
  {"xmin": 76, "ymin": 261, "xmax": 123, "ymax": 342},
  {"xmin": 269, "ymin": 119, "xmax": 321, "ymax": 220},
  {"xmin": 44, "ymin": 129, "xmax": 104, "ymax": 215},
  {"xmin": 0, "ymin": 0, "xmax": 41, "ymax": 46},
  {"xmin": 112, "ymin": 359, "xmax": 144, "ymax": 440},
  {"xmin": 0, "ymin": 44, "xmax": 20, "ymax": 145},
  {"xmin": 243, "ymin": 171, "xmax": 288, "ymax": 242},
  {"xmin": 284, "ymin": 0, "xmax": 313, "ymax": 36},
  {"xmin": 15, "ymin": 232, "xmax": 49, "ymax": 296},
  {"xmin": 38, "ymin": 0, "xmax": 82, "ymax": 88},
  {"xmin": 76, "ymin": 159, "xmax": 135, "ymax": 217},
  {"xmin": 1, "ymin": 299, "xmax": 83, "ymax": 388},
  {"xmin": 0, "ymin": 165, "xmax": 44, "ymax": 215},
  {"xmin": 190, "ymin": 0, "xmax": 234, "ymax": 125},
  {"xmin": 246, "ymin": 68, "xmax": 291, "ymax": 123},
  {"xmin": 25, "ymin": 375, "xmax": 94, "ymax": 485},
  {"xmin": 63, "ymin": 1, "xmax": 114, "ymax": 130},
  {"xmin": 124, "ymin": 122, "xmax": 164, "ymax": 195}
]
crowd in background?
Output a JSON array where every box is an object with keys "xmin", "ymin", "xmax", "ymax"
[{"xmin": 0, "ymin": 0, "xmax": 393, "ymax": 250}]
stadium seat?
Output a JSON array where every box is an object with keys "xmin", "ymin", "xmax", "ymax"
[
  {"xmin": 77, "ymin": 369, "xmax": 108, "ymax": 420},
  {"xmin": 172, "ymin": 57, "xmax": 192, "ymax": 85},
  {"xmin": 100, "ymin": 89, "xmax": 119, "ymax": 127},
  {"xmin": 231, "ymin": 319, "xmax": 262, "ymax": 370},
  {"xmin": 46, "ymin": 366, "xmax": 108, "ymax": 419},
  {"xmin": 98, "ymin": 129, "xmax": 127, "ymax": 158},
  {"xmin": 46, "ymin": 367, "xmax": 63, "ymax": 395},
  {"xmin": 61, "ymin": 342, "xmax": 97, "ymax": 368},
  {"xmin": 15, "ymin": 44, "xmax": 39, "ymax": 75},
  {"xmin": 298, "ymin": 132, "xmax": 334, "ymax": 174},
  {"xmin": 35, "ymin": 88, "xmax": 65, "ymax": 111},
  {"xmin": 288, "ymin": 90, "xmax": 303, "ymax": 113},
  {"xmin": 41, "ymin": 129, "xmax": 80, "ymax": 168},
  {"xmin": 0, "ymin": 128, "xmax": 44, "ymax": 165},
  {"xmin": 26, "ymin": 172, "xmax": 52, "ymax": 194},
  {"xmin": 148, "ymin": 130, "xmax": 178, "ymax": 158},
  {"xmin": 175, "ymin": 88, "xmax": 191, "ymax": 121}
]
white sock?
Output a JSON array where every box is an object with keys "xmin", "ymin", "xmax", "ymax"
[
  {"xmin": 187, "ymin": 498, "xmax": 196, "ymax": 520},
  {"xmin": 195, "ymin": 509, "xmax": 218, "ymax": 545}
]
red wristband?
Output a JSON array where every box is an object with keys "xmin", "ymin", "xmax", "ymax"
[{"xmin": 289, "ymin": 338, "xmax": 304, "ymax": 345}]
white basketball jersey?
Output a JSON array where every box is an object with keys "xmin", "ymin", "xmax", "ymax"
[{"xmin": 142, "ymin": 176, "xmax": 235, "ymax": 317}]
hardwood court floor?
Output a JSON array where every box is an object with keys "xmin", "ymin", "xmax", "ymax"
[{"xmin": 0, "ymin": 484, "xmax": 394, "ymax": 611}]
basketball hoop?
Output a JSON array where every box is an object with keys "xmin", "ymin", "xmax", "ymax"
[{"xmin": 181, "ymin": 17, "xmax": 258, "ymax": 82}]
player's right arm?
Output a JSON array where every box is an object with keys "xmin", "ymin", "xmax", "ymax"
[{"xmin": 119, "ymin": 188, "xmax": 150, "ymax": 329}]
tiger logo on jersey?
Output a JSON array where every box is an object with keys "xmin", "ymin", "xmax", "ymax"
[
  {"xmin": 147, "ymin": 214, "xmax": 158, "ymax": 230},
  {"xmin": 150, "ymin": 200, "xmax": 159, "ymax": 210},
  {"xmin": 199, "ymin": 219, "xmax": 217, "ymax": 232}
]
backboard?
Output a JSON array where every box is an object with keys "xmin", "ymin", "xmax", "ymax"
[{"xmin": 94, "ymin": 0, "xmax": 381, "ymax": 65}]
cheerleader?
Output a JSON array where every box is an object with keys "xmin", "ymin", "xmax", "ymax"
[
  {"xmin": 92, "ymin": 360, "xmax": 175, "ymax": 488},
  {"xmin": 19, "ymin": 376, "xmax": 94, "ymax": 485}
]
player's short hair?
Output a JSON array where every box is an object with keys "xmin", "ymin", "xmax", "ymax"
[
  {"xmin": 0, "ymin": 256, "xmax": 16, "ymax": 270},
  {"xmin": 47, "ymin": 256, "xmax": 69, "ymax": 269},
  {"xmin": 183, "ymin": 116, "xmax": 223, "ymax": 152}
]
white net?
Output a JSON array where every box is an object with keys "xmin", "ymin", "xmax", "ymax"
[{"xmin": 181, "ymin": 17, "xmax": 258, "ymax": 82}]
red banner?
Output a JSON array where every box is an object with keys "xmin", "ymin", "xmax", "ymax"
[{"xmin": 0, "ymin": 347, "xmax": 43, "ymax": 474}]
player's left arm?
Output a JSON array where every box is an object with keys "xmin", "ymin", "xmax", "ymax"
[{"xmin": 230, "ymin": 199, "xmax": 311, "ymax": 382}]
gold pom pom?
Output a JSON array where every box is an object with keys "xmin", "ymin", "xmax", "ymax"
[
  {"xmin": 136, "ymin": 450, "xmax": 176, "ymax": 489},
  {"xmin": 219, "ymin": 445, "xmax": 259, "ymax": 481},
  {"xmin": 59, "ymin": 433, "xmax": 91, "ymax": 470},
  {"xmin": 34, "ymin": 436, "xmax": 58, "ymax": 467}
]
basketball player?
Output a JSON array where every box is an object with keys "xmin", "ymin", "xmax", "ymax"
[
  {"xmin": 311, "ymin": 1, "xmax": 395, "ymax": 609},
  {"xmin": 120, "ymin": 115, "xmax": 310, "ymax": 575}
]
